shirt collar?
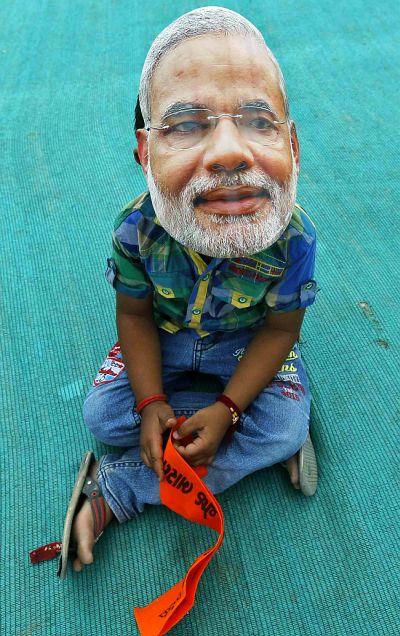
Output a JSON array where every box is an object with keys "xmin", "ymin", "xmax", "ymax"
[{"xmin": 140, "ymin": 191, "xmax": 156, "ymax": 219}]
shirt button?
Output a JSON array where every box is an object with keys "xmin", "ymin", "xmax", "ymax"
[
  {"xmin": 192, "ymin": 308, "xmax": 201, "ymax": 315},
  {"xmin": 162, "ymin": 288, "xmax": 171, "ymax": 295},
  {"xmin": 238, "ymin": 296, "xmax": 247, "ymax": 303}
]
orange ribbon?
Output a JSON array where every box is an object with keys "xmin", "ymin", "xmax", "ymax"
[{"xmin": 133, "ymin": 417, "xmax": 225, "ymax": 635}]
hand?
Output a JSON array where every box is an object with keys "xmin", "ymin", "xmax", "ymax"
[
  {"xmin": 172, "ymin": 402, "xmax": 233, "ymax": 467},
  {"xmin": 140, "ymin": 401, "xmax": 176, "ymax": 481}
]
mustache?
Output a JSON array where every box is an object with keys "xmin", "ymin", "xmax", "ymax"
[{"xmin": 178, "ymin": 169, "xmax": 283, "ymax": 201}]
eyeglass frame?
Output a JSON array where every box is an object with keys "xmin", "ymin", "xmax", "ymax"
[{"xmin": 144, "ymin": 106, "xmax": 288, "ymax": 150}]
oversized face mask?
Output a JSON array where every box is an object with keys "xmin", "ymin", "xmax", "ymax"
[{"xmin": 141, "ymin": 33, "xmax": 299, "ymax": 257}]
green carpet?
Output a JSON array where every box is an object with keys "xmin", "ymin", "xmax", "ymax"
[{"xmin": 2, "ymin": 1, "xmax": 399, "ymax": 634}]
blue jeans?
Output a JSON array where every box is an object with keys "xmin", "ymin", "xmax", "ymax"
[{"xmin": 83, "ymin": 327, "xmax": 311, "ymax": 522}]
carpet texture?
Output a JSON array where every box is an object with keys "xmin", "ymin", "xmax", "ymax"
[{"xmin": 1, "ymin": 1, "xmax": 399, "ymax": 635}]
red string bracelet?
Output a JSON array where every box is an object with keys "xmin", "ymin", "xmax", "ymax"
[
  {"xmin": 216, "ymin": 394, "xmax": 241, "ymax": 425},
  {"xmin": 216, "ymin": 394, "xmax": 242, "ymax": 429},
  {"xmin": 135, "ymin": 393, "xmax": 168, "ymax": 414}
]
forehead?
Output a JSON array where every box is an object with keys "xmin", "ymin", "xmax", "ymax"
[{"xmin": 151, "ymin": 33, "xmax": 285, "ymax": 119}]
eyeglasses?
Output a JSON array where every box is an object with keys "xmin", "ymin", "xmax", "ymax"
[{"xmin": 145, "ymin": 107, "xmax": 287, "ymax": 150}]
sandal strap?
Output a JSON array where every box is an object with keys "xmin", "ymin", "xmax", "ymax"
[
  {"xmin": 82, "ymin": 476, "xmax": 107, "ymax": 539},
  {"xmin": 30, "ymin": 541, "xmax": 62, "ymax": 564},
  {"xmin": 30, "ymin": 475, "xmax": 107, "ymax": 565}
]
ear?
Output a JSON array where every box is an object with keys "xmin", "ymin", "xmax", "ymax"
[
  {"xmin": 289, "ymin": 121, "xmax": 300, "ymax": 174},
  {"xmin": 136, "ymin": 129, "xmax": 149, "ymax": 175},
  {"xmin": 133, "ymin": 148, "xmax": 141, "ymax": 165}
]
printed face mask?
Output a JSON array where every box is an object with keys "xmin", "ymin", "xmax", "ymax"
[{"xmin": 146, "ymin": 161, "xmax": 297, "ymax": 258}]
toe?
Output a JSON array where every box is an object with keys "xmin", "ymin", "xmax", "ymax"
[
  {"xmin": 72, "ymin": 500, "xmax": 95, "ymax": 568},
  {"xmin": 290, "ymin": 465, "xmax": 300, "ymax": 489},
  {"xmin": 75, "ymin": 518, "xmax": 95, "ymax": 564},
  {"xmin": 282, "ymin": 454, "xmax": 300, "ymax": 489},
  {"xmin": 77, "ymin": 538, "xmax": 94, "ymax": 565}
]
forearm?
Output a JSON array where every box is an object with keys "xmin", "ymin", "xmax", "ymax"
[
  {"xmin": 223, "ymin": 326, "xmax": 299, "ymax": 411},
  {"xmin": 117, "ymin": 312, "xmax": 163, "ymax": 403}
]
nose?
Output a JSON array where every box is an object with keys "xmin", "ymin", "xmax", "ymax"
[{"xmin": 202, "ymin": 118, "xmax": 255, "ymax": 173}]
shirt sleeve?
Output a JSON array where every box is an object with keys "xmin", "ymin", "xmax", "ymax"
[
  {"xmin": 265, "ymin": 225, "xmax": 318, "ymax": 314},
  {"xmin": 104, "ymin": 212, "xmax": 153, "ymax": 299}
]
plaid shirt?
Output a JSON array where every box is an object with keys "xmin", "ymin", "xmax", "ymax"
[{"xmin": 105, "ymin": 191, "xmax": 318, "ymax": 337}]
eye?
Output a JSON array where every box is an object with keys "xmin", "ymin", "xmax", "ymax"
[
  {"xmin": 169, "ymin": 120, "xmax": 205, "ymax": 133},
  {"xmin": 248, "ymin": 117, "xmax": 274, "ymax": 130}
]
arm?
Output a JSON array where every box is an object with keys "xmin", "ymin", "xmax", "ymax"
[
  {"xmin": 116, "ymin": 291, "xmax": 163, "ymax": 402},
  {"xmin": 225, "ymin": 218, "xmax": 316, "ymax": 408},
  {"xmin": 116, "ymin": 291, "xmax": 176, "ymax": 479},
  {"xmin": 223, "ymin": 307, "xmax": 306, "ymax": 410}
]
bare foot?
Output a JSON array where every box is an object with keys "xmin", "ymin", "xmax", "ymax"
[
  {"xmin": 71, "ymin": 460, "xmax": 114, "ymax": 572},
  {"xmin": 282, "ymin": 453, "xmax": 300, "ymax": 490}
]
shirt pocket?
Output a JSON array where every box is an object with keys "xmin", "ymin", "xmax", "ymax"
[
  {"xmin": 216, "ymin": 258, "xmax": 284, "ymax": 307},
  {"xmin": 210, "ymin": 285, "xmax": 260, "ymax": 311},
  {"xmin": 210, "ymin": 270, "xmax": 270, "ymax": 310}
]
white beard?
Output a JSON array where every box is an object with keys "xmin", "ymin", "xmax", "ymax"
[{"xmin": 146, "ymin": 162, "xmax": 298, "ymax": 258}]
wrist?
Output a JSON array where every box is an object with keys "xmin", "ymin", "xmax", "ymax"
[
  {"xmin": 140, "ymin": 400, "xmax": 166, "ymax": 415},
  {"xmin": 215, "ymin": 394, "xmax": 242, "ymax": 427},
  {"xmin": 135, "ymin": 393, "xmax": 168, "ymax": 414},
  {"xmin": 215, "ymin": 394, "xmax": 242, "ymax": 445},
  {"xmin": 212, "ymin": 401, "xmax": 235, "ymax": 430}
]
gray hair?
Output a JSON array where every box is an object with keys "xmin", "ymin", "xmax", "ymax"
[{"xmin": 138, "ymin": 6, "xmax": 290, "ymax": 127}]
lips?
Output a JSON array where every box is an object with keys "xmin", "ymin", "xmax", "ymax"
[
  {"xmin": 194, "ymin": 187, "xmax": 270, "ymax": 216},
  {"xmin": 195, "ymin": 187, "xmax": 268, "ymax": 203}
]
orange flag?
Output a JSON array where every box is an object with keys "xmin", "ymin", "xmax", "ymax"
[{"xmin": 134, "ymin": 417, "xmax": 225, "ymax": 635}]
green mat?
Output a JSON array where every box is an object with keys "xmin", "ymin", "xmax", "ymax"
[{"xmin": 2, "ymin": 1, "xmax": 399, "ymax": 634}]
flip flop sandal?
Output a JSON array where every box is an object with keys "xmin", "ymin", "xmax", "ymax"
[
  {"xmin": 298, "ymin": 432, "xmax": 318, "ymax": 497},
  {"xmin": 29, "ymin": 451, "xmax": 108, "ymax": 579},
  {"xmin": 280, "ymin": 432, "xmax": 318, "ymax": 496}
]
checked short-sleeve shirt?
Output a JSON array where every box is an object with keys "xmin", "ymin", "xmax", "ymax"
[{"xmin": 105, "ymin": 191, "xmax": 318, "ymax": 337}]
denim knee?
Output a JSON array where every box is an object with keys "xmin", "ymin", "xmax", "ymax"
[
  {"xmin": 82, "ymin": 387, "xmax": 140, "ymax": 447},
  {"xmin": 247, "ymin": 397, "xmax": 310, "ymax": 466},
  {"xmin": 275, "ymin": 421, "xmax": 309, "ymax": 463}
]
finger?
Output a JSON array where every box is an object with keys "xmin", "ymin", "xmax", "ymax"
[
  {"xmin": 172, "ymin": 416, "xmax": 202, "ymax": 440},
  {"xmin": 190, "ymin": 456, "xmax": 208, "ymax": 467},
  {"xmin": 149, "ymin": 437, "xmax": 164, "ymax": 482},
  {"xmin": 141, "ymin": 448, "xmax": 151, "ymax": 469},
  {"xmin": 187, "ymin": 452, "xmax": 215, "ymax": 468},
  {"xmin": 150, "ymin": 456, "xmax": 164, "ymax": 482},
  {"xmin": 175, "ymin": 437, "xmax": 206, "ymax": 461},
  {"xmin": 160, "ymin": 416, "xmax": 177, "ymax": 432},
  {"xmin": 164, "ymin": 416, "xmax": 177, "ymax": 428},
  {"xmin": 175, "ymin": 435, "xmax": 204, "ymax": 453},
  {"xmin": 186, "ymin": 454, "xmax": 213, "ymax": 468},
  {"xmin": 175, "ymin": 447, "xmax": 202, "ymax": 466},
  {"xmin": 143, "ymin": 447, "xmax": 162, "ymax": 481}
]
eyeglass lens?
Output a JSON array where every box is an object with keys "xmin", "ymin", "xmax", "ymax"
[{"xmin": 159, "ymin": 108, "xmax": 282, "ymax": 150}]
